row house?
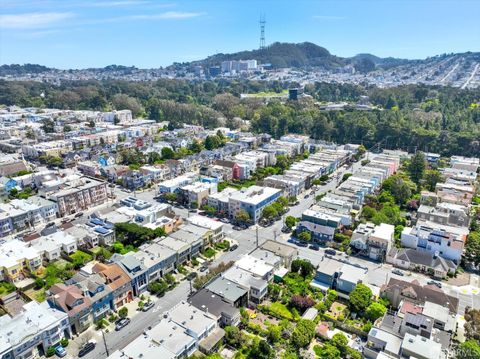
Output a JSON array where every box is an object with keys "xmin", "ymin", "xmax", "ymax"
[
  {"xmin": 0, "ymin": 239, "xmax": 42, "ymax": 283},
  {"xmin": 350, "ymin": 222, "xmax": 395, "ymax": 261},
  {"xmin": 0, "ymin": 196, "xmax": 58, "ymax": 237},
  {"xmin": 91, "ymin": 262, "xmax": 133, "ymax": 310},
  {"xmin": 0, "ymin": 301, "xmax": 71, "ymax": 359}
]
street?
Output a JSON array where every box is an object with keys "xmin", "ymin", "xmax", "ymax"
[{"xmin": 70, "ymin": 159, "xmax": 479, "ymax": 358}]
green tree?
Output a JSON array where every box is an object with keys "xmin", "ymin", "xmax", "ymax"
[
  {"xmin": 408, "ymin": 152, "xmax": 426, "ymax": 187},
  {"xmin": 424, "ymin": 169, "xmax": 443, "ymax": 192},
  {"xmin": 298, "ymin": 230, "xmax": 311, "ymax": 242},
  {"xmin": 365, "ymin": 302, "xmax": 387, "ymax": 321},
  {"xmin": 204, "ymin": 135, "xmax": 221, "ymax": 150},
  {"xmin": 292, "ymin": 319, "xmax": 316, "ymax": 348},
  {"xmin": 331, "ymin": 333, "xmax": 348, "ymax": 355},
  {"xmin": 224, "ymin": 325, "xmax": 244, "ymax": 347},
  {"xmin": 463, "ymin": 231, "xmax": 480, "ymax": 267},
  {"xmin": 164, "ymin": 192, "xmax": 178, "ymax": 203},
  {"xmin": 249, "ymin": 340, "xmax": 274, "ymax": 359},
  {"xmin": 161, "ymin": 147, "xmax": 175, "ymax": 159},
  {"xmin": 285, "ymin": 215, "xmax": 296, "ymax": 229},
  {"xmin": 235, "ymin": 209, "xmax": 250, "ymax": 224},
  {"xmin": 189, "ymin": 140, "xmax": 203, "ymax": 153},
  {"xmin": 118, "ymin": 306, "xmax": 128, "ymax": 318},
  {"xmin": 262, "ymin": 205, "xmax": 278, "ymax": 220},
  {"xmin": 457, "ymin": 340, "xmax": 480, "ymax": 359},
  {"xmin": 267, "ymin": 324, "xmax": 282, "ymax": 344},
  {"xmin": 389, "ymin": 177, "xmax": 412, "ymax": 205},
  {"xmin": 316, "ymin": 343, "xmax": 341, "ymax": 359},
  {"xmin": 349, "ymin": 284, "xmax": 373, "ymax": 312}
]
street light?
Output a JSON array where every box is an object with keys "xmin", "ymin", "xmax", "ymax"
[{"xmin": 100, "ymin": 328, "xmax": 109, "ymax": 357}]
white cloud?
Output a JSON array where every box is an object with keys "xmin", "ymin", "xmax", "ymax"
[
  {"xmin": 0, "ymin": 12, "xmax": 74, "ymax": 29},
  {"xmin": 313, "ymin": 15, "xmax": 346, "ymax": 20},
  {"xmin": 128, "ymin": 11, "xmax": 204, "ymax": 20}
]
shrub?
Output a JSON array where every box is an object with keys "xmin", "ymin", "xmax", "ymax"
[
  {"xmin": 118, "ymin": 307, "xmax": 128, "ymax": 318},
  {"xmin": 95, "ymin": 318, "xmax": 107, "ymax": 329},
  {"xmin": 60, "ymin": 338, "xmax": 69, "ymax": 347},
  {"xmin": 290, "ymin": 295, "xmax": 316, "ymax": 312},
  {"xmin": 46, "ymin": 346, "xmax": 56, "ymax": 357}
]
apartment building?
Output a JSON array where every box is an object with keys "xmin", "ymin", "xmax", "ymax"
[
  {"xmin": 180, "ymin": 181, "xmax": 217, "ymax": 207},
  {"xmin": 228, "ymin": 186, "xmax": 281, "ymax": 223},
  {"xmin": 22, "ymin": 140, "xmax": 73, "ymax": 158},
  {"xmin": 43, "ymin": 176, "xmax": 108, "ymax": 217},
  {"xmin": 0, "ymin": 196, "xmax": 58, "ymax": 237},
  {"xmin": 400, "ymin": 222, "xmax": 466, "ymax": 263},
  {"xmin": 297, "ymin": 209, "xmax": 343, "ymax": 242}
]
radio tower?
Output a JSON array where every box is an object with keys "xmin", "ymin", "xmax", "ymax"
[{"xmin": 259, "ymin": 14, "xmax": 266, "ymax": 50}]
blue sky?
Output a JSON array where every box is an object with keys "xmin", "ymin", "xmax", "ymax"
[{"xmin": 1, "ymin": 0, "xmax": 479, "ymax": 68}]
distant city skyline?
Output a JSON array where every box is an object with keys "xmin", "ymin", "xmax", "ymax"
[{"xmin": 0, "ymin": 0, "xmax": 479, "ymax": 69}]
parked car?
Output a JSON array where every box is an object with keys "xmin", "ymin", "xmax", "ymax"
[
  {"xmin": 309, "ymin": 244, "xmax": 320, "ymax": 251},
  {"xmin": 199, "ymin": 266, "xmax": 208, "ymax": 272},
  {"xmin": 281, "ymin": 226, "xmax": 292, "ymax": 233},
  {"xmin": 296, "ymin": 242, "xmax": 308, "ymax": 247},
  {"xmin": 304, "ymin": 194, "xmax": 310, "ymax": 199},
  {"xmin": 55, "ymin": 346, "xmax": 67, "ymax": 358},
  {"xmin": 142, "ymin": 301, "xmax": 155, "ymax": 312},
  {"xmin": 325, "ymin": 249, "xmax": 337, "ymax": 255},
  {"xmin": 229, "ymin": 244, "xmax": 238, "ymax": 251},
  {"xmin": 74, "ymin": 212, "xmax": 83, "ymax": 218},
  {"xmin": 115, "ymin": 318, "xmax": 131, "ymax": 331},
  {"xmin": 186, "ymin": 272, "xmax": 198, "ymax": 280},
  {"xmin": 427, "ymin": 280, "xmax": 442, "ymax": 288},
  {"xmin": 78, "ymin": 340, "xmax": 96, "ymax": 357},
  {"xmin": 220, "ymin": 218, "xmax": 229, "ymax": 223},
  {"xmin": 392, "ymin": 269, "xmax": 404, "ymax": 276}
]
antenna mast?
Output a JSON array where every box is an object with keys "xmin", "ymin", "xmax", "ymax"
[{"xmin": 259, "ymin": 14, "xmax": 266, "ymax": 50}]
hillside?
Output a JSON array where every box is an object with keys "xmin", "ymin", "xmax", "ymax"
[{"xmin": 191, "ymin": 42, "xmax": 346, "ymax": 69}]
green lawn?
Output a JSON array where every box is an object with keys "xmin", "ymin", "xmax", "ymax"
[
  {"xmin": 266, "ymin": 302, "xmax": 294, "ymax": 320},
  {"xmin": 0, "ymin": 281, "xmax": 16, "ymax": 296},
  {"xmin": 202, "ymin": 247, "xmax": 216, "ymax": 259},
  {"xmin": 70, "ymin": 250, "xmax": 93, "ymax": 265}
]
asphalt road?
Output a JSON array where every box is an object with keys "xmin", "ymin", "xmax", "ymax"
[{"xmin": 71, "ymin": 159, "xmax": 479, "ymax": 357}]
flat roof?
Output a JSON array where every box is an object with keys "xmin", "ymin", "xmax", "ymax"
[
  {"xmin": 401, "ymin": 333, "xmax": 442, "ymax": 359},
  {"xmin": 206, "ymin": 277, "xmax": 247, "ymax": 302}
]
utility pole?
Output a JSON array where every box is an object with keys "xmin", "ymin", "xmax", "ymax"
[{"xmin": 101, "ymin": 329, "xmax": 109, "ymax": 357}]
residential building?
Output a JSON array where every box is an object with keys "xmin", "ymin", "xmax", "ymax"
[
  {"xmin": 400, "ymin": 222, "xmax": 466, "ymax": 263},
  {"xmin": 386, "ymin": 248, "xmax": 456, "ymax": 279},
  {"xmin": 205, "ymin": 277, "xmax": 248, "ymax": 308},
  {"xmin": 0, "ymin": 301, "xmax": 71, "ymax": 359},
  {"xmin": 47, "ymin": 283, "xmax": 93, "ymax": 334},
  {"xmin": 381, "ymin": 278, "xmax": 458, "ymax": 314},
  {"xmin": 133, "ymin": 242, "xmax": 177, "ymax": 283},
  {"xmin": 259, "ymin": 240, "xmax": 298, "ymax": 269},
  {"xmin": 0, "ymin": 239, "xmax": 42, "ymax": 283},
  {"xmin": 30, "ymin": 231, "xmax": 77, "ymax": 261},
  {"xmin": 400, "ymin": 333, "xmax": 444, "ymax": 359},
  {"xmin": 110, "ymin": 253, "xmax": 148, "ymax": 296},
  {"xmin": 297, "ymin": 209, "xmax": 343, "ymax": 242},
  {"xmin": 91, "ymin": 262, "xmax": 133, "ymax": 309},
  {"xmin": 42, "ymin": 176, "xmax": 108, "ymax": 217},
  {"xmin": 228, "ymin": 186, "xmax": 281, "ymax": 223},
  {"xmin": 180, "ymin": 181, "xmax": 217, "ymax": 207}
]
